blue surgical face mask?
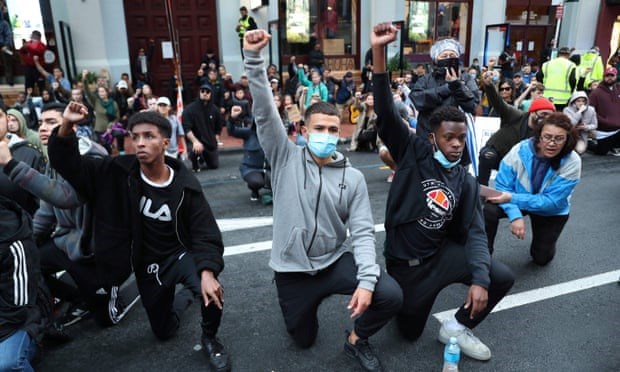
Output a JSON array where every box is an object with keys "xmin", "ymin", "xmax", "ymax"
[
  {"xmin": 431, "ymin": 134, "xmax": 461, "ymax": 169},
  {"xmin": 307, "ymin": 132, "xmax": 338, "ymax": 158},
  {"xmin": 469, "ymin": 73, "xmax": 477, "ymax": 80},
  {"xmin": 492, "ymin": 74, "xmax": 499, "ymax": 83}
]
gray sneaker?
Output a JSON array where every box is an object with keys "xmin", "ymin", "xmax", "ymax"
[{"xmin": 438, "ymin": 321, "xmax": 491, "ymax": 361}]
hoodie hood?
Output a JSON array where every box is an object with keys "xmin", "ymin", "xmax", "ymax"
[
  {"xmin": 6, "ymin": 132, "xmax": 26, "ymax": 148},
  {"xmin": 568, "ymin": 91, "xmax": 589, "ymax": 106},
  {"xmin": 0, "ymin": 196, "xmax": 32, "ymax": 243},
  {"xmin": 6, "ymin": 109, "xmax": 28, "ymax": 138}
]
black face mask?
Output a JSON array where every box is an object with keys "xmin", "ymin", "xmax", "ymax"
[{"xmin": 434, "ymin": 58, "xmax": 461, "ymax": 77}]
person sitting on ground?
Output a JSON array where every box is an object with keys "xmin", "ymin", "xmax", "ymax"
[
  {"xmin": 48, "ymin": 105, "xmax": 231, "ymax": 371},
  {"xmin": 6, "ymin": 108, "xmax": 44, "ymax": 157},
  {"xmin": 32, "ymin": 56, "xmax": 71, "ymax": 101},
  {"xmin": 563, "ymin": 91, "xmax": 597, "ymax": 154},
  {"xmin": 489, "ymin": 78, "xmax": 515, "ymax": 117},
  {"xmin": 587, "ymin": 67, "xmax": 620, "ymax": 156},
  {"xmin": 156, "ymin": 97, "xmax": 187, "ymax": 159},
  {"xmin": 244, "ymin": 28, "xmax": 403, "ymax": 372},
  {"xmin": 227, "ymin": 104, "xmax": 271, "ymax": 203},
  {"xmin": 349, "ymin": 92, "xmax": 378, "ymax": 152},
  {"xmin": 514, "ymin": 82, "xmax": 545, "ymax": 112},
  {"xmin": 335, "ymin": 71, "xmax": 356, "ymax": 121},
  {"xmin": 371, "ymin": 22, "xmax": 514, "ymax": 363},
  {"xmin": 477, "ymin": 69, "xmax": 556, "ymax": 186},
  {"xmin": 297, "ymin": 64, "xmax": 328, "ymax": 108},
  {"xmin": 484, "ymin": 112, "xmax": 581, "ymax": 266},
  {"xmin": 0, "ymin": 106, "xmax": 46, "ymax": 216}
]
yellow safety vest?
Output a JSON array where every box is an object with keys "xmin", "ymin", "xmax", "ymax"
[
  {"xmin": 542, "ymin": 57, "xmax": 576, "ymax": 105},
  {"xmin": 238, "ymin": 17, "xmax": 251, "ymax": 39},
  {"xmin": 579, "ymin": 52, "xmax": 604, "ymax": 89}
]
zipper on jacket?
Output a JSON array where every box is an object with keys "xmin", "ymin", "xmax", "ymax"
[
  {"xmin": 306, "ymin": 167, "xmax": 322, "ymax": 262},
  {"xmin": 175, "ymin": 190, "xmax": 187, "ymax": 251}
]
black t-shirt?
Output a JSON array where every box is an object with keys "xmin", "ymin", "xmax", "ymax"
[
  {"xmin": 389, "ymin": 161, "xmax": 465, "ymax": 260},
  {"xmin": 139, "ymin": 166, "xmax": 183, "ymax": 262}
]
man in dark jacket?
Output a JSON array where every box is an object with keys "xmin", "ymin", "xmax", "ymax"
[
  {"xmin": 410, "ymin": 37, "xmax": 479, "ymax": 140},
  {"xmin": 0, "ymin": 197, "xmax": 47, "ymax": 371},
  {"xmin": 588, "ymin": 67, "xmax": 620, "ymax": 155},
  {"xmin": 478, "ymin": 71, "xmax": 556, "ymax": 185},
  {"xmin": 48, "ymin": 106, "xmax": 230, "ymax": 371},
  {"xmin": 371, "ymin": 23, "xmax": 514, "ymax": 362},
  {"xmin": 182, "ymin": 82, "xmax": 224, "ymax": 171}
]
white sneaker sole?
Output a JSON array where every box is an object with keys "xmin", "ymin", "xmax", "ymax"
[{"xmin": 438, "ymin": 328, "xmax": 492, "ymax": 361}]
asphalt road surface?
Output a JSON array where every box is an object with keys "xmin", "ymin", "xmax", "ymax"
[{"xmin": 38, "ymin": 145, "xmax": 620, "ymax": 372}]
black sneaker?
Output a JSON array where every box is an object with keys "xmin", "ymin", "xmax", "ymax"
[
  {"xmin": 61, "ymin": 305, "xmax": 92, "ymax": 327},
  {"xmin": 250, "ymin": 190, "xmax": 259, "ymax": 201},
  {"xmin": 202, "ymin": 336, "xmax": 231, "ymax": 372},
  {"xmin": 344, "ymin": 332, "xmax": 382, "ymax": 372}
]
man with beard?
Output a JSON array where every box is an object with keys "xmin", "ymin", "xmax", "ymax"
[
  {"xmin": 182, "ymin": 82, "xmax": 224, "ymax": 171},
  {"xmin": 587, "ymin": 67, "xmax": 620, "ymax": 156}
]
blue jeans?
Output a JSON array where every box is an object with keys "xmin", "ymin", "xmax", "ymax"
[{"xmin": 0, "ymin": 330, "xmax": 37, "ymax": 371}]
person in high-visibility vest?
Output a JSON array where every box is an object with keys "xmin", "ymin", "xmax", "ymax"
[
  {"xmin": 579, "ymin": 47, "xmax": 604, "ymax": 90},
  {"xmin": 537, "ymin": 47, "xmax": 576, "ymax": 111},
  {"xmin": 236, "ymin": 6, "xmax": 257, "ymax": 59}
]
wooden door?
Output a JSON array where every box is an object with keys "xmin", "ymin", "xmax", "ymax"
[
  {"xmin": 123, "ymin": 0, "xmax": 218, "ymax": 97},
  {"xmin": 509, "ymin": 25, "xmax": 551, "ymax": 67}
]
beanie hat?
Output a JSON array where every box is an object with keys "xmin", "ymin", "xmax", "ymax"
[
  {"xmin": 528, "ymin": 98, "xmax": 555, "ymax": 113},
  {"xmin": 430, "ymin": 39, "xmax": 463, "ymax": 61}
]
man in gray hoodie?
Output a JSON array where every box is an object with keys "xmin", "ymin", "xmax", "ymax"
[{"xmin": 244, "ymin": 30, "xmax": 402, "ymax": 372}]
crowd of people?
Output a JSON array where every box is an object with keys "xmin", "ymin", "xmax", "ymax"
[{"xmin": 0, "ymin": 19, "xmax": 617, "ymax": 372}]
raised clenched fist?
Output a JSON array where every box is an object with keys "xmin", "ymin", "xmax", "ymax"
[{"xmin": 243, "ymin": 29, "xmax": 271, "ymax": 53}]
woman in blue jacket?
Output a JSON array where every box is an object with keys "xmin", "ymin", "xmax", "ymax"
[{"xmin": 484, "ymin": 113, "xmax": 581, "ymax": 265}]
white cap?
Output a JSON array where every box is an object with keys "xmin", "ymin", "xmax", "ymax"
[
  {"xmin": 116, "ymin": 80, "xmax": 128, "ymax": 89},
  {"xmin": 156, "ymin": 96, "xmax": 171, "ymax": 106}
]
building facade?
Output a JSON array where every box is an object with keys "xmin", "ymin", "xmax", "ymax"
[{"xmin": 0, "ymin": 0, "xmax": 614, "ymax": 95}]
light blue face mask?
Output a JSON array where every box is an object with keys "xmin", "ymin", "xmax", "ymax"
[
  {"xmin": 307, "ymin": 132, "xmax": 338, "ymax": 158},
  {"xmin": 431, "ymin": 134, "xmax": 461, "ymax": 169}
]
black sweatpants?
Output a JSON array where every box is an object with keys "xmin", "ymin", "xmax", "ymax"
[
  {"xmin": 591, "ymin": 131, "xmax": 620, "ymax": 155},
  {"xmin": 386, "ymin": 242, "xmax": 514, "ymax": 341},
  {"xmin": 39, "ymin": 239, "xmax": 101, "ymax": 302},
  {"xmin": 243, "ymin": 171, "xmax": 265, "ymax": 193},
  {"xmin": 484, "ymin": 202, "xmax": 569, "ymax": 266},
  {"xmin": 136, "ymin": 251, "xmax": 222, "ymax": 341},
  {"xmin": 188, "ymin": 142, "xmax": 219, "ymax": 170},
  {"xmin": 477, "ymin": 145, "xmax": 500, "ymax": 186},
  {"xmin": 38, "ymin": 239, "xmax": 112, "ymax": 325},
  {"xmin": 274, "ymin": 252, "xmax": 403, "ymax": 348}
]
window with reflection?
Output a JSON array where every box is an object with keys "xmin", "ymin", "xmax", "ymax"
[
  {"xmin": 403, "ymin": 1, "xmax": 470, "ymax": 61},
  {"xmin": 280, "ymin": 0, "xmax": 358, "ymax": 61}
]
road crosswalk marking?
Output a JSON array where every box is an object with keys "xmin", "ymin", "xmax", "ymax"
[
  {"xmin": 221, "ymin": 218, "xmax": 619, "ymax": 320},
  {"xmin": 432, "ymin": 269, "xmax": 620, "ymax": 322}
]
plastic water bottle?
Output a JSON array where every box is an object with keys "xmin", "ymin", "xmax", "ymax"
[{"xmin": 442, "ymin": 336, "xmax": 460, "ymax": 372}]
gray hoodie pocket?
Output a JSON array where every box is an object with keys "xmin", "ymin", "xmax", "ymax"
[
  {"xmin": 307, "ymin": 233, "xmax": 337, "ymax": 258},
  {"xmin": 280, "ymin": 227, "xmax": 312, "ymax": 267}
]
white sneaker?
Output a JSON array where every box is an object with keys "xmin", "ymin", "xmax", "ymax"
[{"xmin": 438, "ymin": 321, "xmax": 492, "ymax": 361}]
